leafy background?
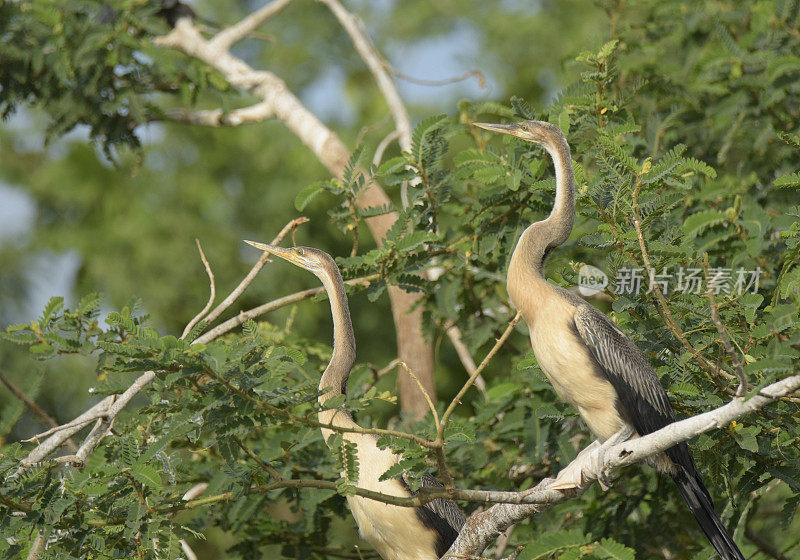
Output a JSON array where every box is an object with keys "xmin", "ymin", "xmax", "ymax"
[{"xmin": 1, "ymin": 1, "xmax": 799, "ymax": 559}]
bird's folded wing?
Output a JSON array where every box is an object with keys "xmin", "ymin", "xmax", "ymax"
[
  {"xmin": 572, "ymin": 304, "xmax": 675, "ymax": 436},
  {"xmin": 416, "ymin": 473, "xmax": 467, "ymax": 533}
]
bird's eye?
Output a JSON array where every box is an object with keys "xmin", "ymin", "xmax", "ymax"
[{"xmin": 295, "ymin": 247, "xmax": 304, "ymax": 256}]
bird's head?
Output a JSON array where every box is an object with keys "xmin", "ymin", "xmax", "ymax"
[
  {"xmin": 472, "ymin": 119, "xmax": 562, "ymax": 147},
  {"xmin": 244, "ymin": 240, "xmax": 335, "ymax": 278}
]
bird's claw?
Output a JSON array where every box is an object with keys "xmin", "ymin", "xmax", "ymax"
[
  {"xmin": 550, "ymin": 428, "xmax": 635, "ymax": 491},
  {"xmin": 550, "ymin": 440, "xmax": 601, "ymax": 490},
  {"xmin": 595, "ymin": 427, "xmax": 635, "ymax": 490}
]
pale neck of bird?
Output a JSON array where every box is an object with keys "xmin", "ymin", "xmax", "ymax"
[
  {"xmin": 511, "ymin": 136, "xmax": 575, "ymax": 276},
  {"xmin": 507, "ymin": 134, "xmax": 575, "ymax": 307},
  {"xmin": 540, "ymin": 137, "xmax": 575, "ymax": 248},
  {"xmin": 317, "ymin": 268, "xmax": 356, "ymax": 407}
]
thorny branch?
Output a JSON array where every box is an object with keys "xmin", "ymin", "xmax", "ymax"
[{"xmin": 199, "ymin": 216, "xmax": 308, "ymax": 329}]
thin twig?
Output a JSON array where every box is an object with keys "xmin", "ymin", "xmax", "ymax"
[
  {"xmin": 399, "ymin": 360, "xmax": 452, "ymax": 487},
  {"xmin": 439, "ymin": 312, "xmax": 522, "ymax": 435},
  {"xmin": 398, "ymin": 361, "xmax": 440, "ymax": 431},
  {"xmin": 319, "ymin": 0, "xmax": 411, "ymax": 153},
  {"xmin": 211, "ymin": 0, "xmax": 293, "ymax": 49},
  {"xmin": 745, "ymin": 526, "xmax": 792, "ymax": 560},
  {"xmin": 444, "ymin": 322, "xmax": 488, "ymax": 399},
  {"xmin": 630, "ymin": 185, "xmax": 736, "ymax": 384},
  {"xmin": 372, "ymin": 129, "xmax": 400, "ymax": 167},
  {"xmin": 200, "ymin": 217, "xmax": 308, "ymax": 328},
  {"xmin": 389, "ymin": 68, "xmax": 487, "ymax": 88},
  {"xmin": 702, "ymin": 255, "xmax": 748, "ymax": 396},
  {"xmin": 181, "ymin": 239, "xmax": 217, "ymax": 340},
  {"xmin": 22, "ymin": 415, "xmax": 98, "ymax": 443},
  {"xmin": 319, "ymin": 0, "xmax": 420, "ymax": 210},
  {"xmin": 376, "ymin": 359, "xmax": 400, "ymax": 379},
  {"xmin": 0, "ymin": 371, "xmax": 79, "ymax": 453},
  {"xmin": 194, "ymin": 273, "xmax": 379, "ymax": 345},
  {"xmin": 233, "ymin": 435, "xmax": 283, "ymax": 480}
]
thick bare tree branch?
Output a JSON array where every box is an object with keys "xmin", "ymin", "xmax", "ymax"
[
  {"xmin": 166, "ymin": 102, "xmax": 275, "ymax": 127},
  {"xmin": 445, "ymin": 373, "xmax": 800, "ymax": 558},
  {"xmin": 211, "ymin": 0, "xmax": 293, "ymax": 50}
]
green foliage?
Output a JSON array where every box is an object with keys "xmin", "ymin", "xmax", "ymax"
[
  {"xmin": 2, "ymin": 1, "xmax": 800, "ymax": 559},
  {"xmin": 0, "ymin": 0, "xmax": 236, "ymax": 156}
]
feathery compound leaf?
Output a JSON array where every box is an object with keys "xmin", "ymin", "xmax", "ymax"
[
  {"xmin": 242, "ymin": 319, "xmax": 258, "ymax": 339},
  {"xmin": 596, "ymin": 135, "xmax": 638, "ymax": 172},
  {"xmin": 775, "ymin": 172, "xmax": 800, "ymax": 189},
  {"xmin": 295, "ymin": 182, "xmax": 326, "ymax": 211},
  {"xmin": 130, "ymin": 463, "xmax": 162, "ymax": 489},
  {"xmin": 520, "ymin": 529, "xmax": 592, "ymax": 560},
  {"xmin": 674, "ymin": 157, "xmax": 716, "ymax": 178},
  {"xmin": 411, "ymin": 114, "xmax": 448, "ymax": 165},
  {"xmin": 40, "ymin": 296, "xmax": 64, "ymax": 327},
  {"xmin": 343, "ymin": 144, "xmax": 366, "ymax": 188},
  {"xmin": 594, "ymin": 538, "xmax": 635, "ymax": 560},
  {"xmin": 510, "ymin": 96, "xmax": 533, "ymax": 119},
  {"xmin": 682, "ymin": 210, "xmax": 727, "ymax": 238}
]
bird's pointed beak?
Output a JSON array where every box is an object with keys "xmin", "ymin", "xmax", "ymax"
[
  {"xmin": 472, "ymin": 121, "xmax": 525, "ymax": 137},
  {"xmin": 244, "ymin": 240, "xmax": 295, "ymax": 262}
]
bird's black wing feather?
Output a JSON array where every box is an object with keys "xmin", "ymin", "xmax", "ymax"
[
  {"xmin": 572, "ymin": 304, "xmax": 698, "ymax": 470},
  {"xmin": 418, "ymin": 474, "xmax": 467, "ymax": 532},
  {"xmin": 401, "ymin": 474, "xmax": 465, "ymax": 557},
  {"xmin": 573, "ymin": 304, "xmax": 745, "ymax": 560},
  {"xmin": 573, "ymin": 304, "xmax": 675, "ymax": 435}
]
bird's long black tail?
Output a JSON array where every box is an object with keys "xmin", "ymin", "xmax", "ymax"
[{"xmin": 670, "ymin": 467, "xmax": 745, "ymax": 560}]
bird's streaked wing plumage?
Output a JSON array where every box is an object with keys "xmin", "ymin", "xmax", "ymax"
[
  {"xmin": 572, "ymin": 304, "xmax": 704, "ymax": 480},
  {"xmin": 401, "ymin": 473, "xmax": 466, "ymax": 557},
  {"xmin": 573, "ymin": 305, "xmax": 674, "ymax": 433}
]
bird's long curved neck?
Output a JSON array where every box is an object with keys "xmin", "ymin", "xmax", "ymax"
[
  {"xmin": 542, "ymin": 136, "xmax": 575, "ymax": 247},
  {"xmin": 317, "ymin": 266, "xmax": 357, "ymax": 432},
  {"xmin": 516, "ymin": 133, "xmax": 575, "ymax": 275}
]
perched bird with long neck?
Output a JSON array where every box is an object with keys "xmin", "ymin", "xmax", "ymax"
[
  {"xmin": 244, "ymin": 241, "xmax": 465, "ymax": 560},
  {"xmin": 472, "ymin": 120, "xmax": 745, "ymax": 560}
]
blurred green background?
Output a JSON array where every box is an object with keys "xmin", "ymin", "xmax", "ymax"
[{"xmin": 2, "ymin": 1, "xmax": 799, "ymax": 558}]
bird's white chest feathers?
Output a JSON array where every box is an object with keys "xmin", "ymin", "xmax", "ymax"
[
  {"xmin": 341, "ymin": 433, "xmax": 440, "ymax": 560},
  {"xmin": 512, "ymin": 282, "xmax": 627, "ymax": 441}
]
